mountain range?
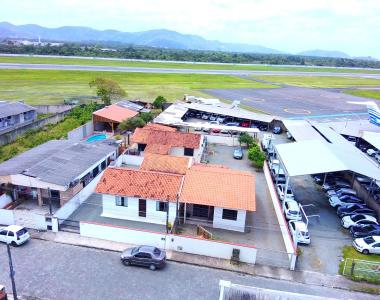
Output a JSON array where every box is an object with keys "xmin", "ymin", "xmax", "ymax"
[{"xmin": 0, "ymin": 21, "xmax": 373, "ymax": 59}]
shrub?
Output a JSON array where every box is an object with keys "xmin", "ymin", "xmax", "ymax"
[
  {"xmin": 248, "ymin": 144, "xmax": 266, "ymax": 169},
  {"xmin": 152, "ymin": 95, "xmax": 167, "ymax": 109},
  {"xmin": 238, "ymin": 133, "xmax": 254, "ymax": 147}
]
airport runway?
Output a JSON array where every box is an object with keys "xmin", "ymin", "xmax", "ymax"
[{"xmin": 1, "ymin": 62, "xmax": 380, "ymax": 78}]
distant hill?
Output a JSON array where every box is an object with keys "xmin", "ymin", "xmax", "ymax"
[
  {"xmin": 298, "ymin": 49, "xmax": 350, "ymax": 58},
  {"xmin": 0, "ymin": 22, "xmax": 283, "ymax": 54}
]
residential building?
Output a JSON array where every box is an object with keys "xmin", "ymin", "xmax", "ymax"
[
  {"xmin": 0, "ymin": 101, "xmax": 37, "ymax": 132},
  {"xmin": 131, "ymin": 124, "xmax": 205, "ymax": 162},
  {"xmin": 140, "ymin": 153, "xmax": 192, "ymax": 175},
  {"xmin": 0, "ymin": 140, "xmax": 118, "ymax": 207}
]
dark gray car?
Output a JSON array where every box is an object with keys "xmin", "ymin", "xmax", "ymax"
[{"xmin": 120, "ymin": 246, "xmax": 166, "ymax": 270}]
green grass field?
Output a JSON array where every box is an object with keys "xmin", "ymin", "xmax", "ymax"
[
  {"xmin": 1, "ymin": 55, "xmax": 380, "ymax": 74},
  {"xmin": 0, "ymin": 69, "xmax": 276, "ymax": 105},
  {"xmin": 344, "ymin": 89, "xmax": 380, "ymax": 100},
  {"xmin": 252, "ymin": 75, "xmax": 380, "ymax": 88}
]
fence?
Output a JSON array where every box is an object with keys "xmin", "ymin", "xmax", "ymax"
[
  {"xmin": 80, "ymin": 221, "xmax": 257, "ymax": 264},
  {"xmin": 342, "ymin": 258, "xmax": 380, "ymax": 284},
  {"xmin": 67, "ymin": 121, "xmax": 94, "ymax": 141},
  {"xmin": 205, "ymin": 135, "xmax": 240, "ymax": 146},
  {"xmin": 0, "ymin": 208, "xmax": 47, "ymax": 230}
]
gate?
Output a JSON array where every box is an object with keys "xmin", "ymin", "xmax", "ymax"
[{"xmin": 58, "ymin": 218, "xmax": 80, "ymax": 233}]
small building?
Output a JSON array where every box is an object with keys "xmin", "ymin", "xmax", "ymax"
[
  {"xmin": 140, "ymin": 153, "xmax": 192, "ymax": 175},
  {"xmin": 0, "ymin": 101, "xmax": 37, "ymax": 132},
  {"xmin": 96, "ymin": 168, "xmax": 183, "ymax": 225},
  {"xmin": 0, "ymin": 140, "xmax": 118, "ymax": 208},
  {"xmin": 131, "ymin": 124, "xmax": 205, "ymax": 162},
  {"xmin": 92, "ymin": 103, "xmax": 139, "ymax": 132}
]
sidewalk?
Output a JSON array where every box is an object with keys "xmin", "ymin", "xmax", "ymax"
[{"xmin": 30, "ymin": 230, "xmax": 379, "ymax": 295}]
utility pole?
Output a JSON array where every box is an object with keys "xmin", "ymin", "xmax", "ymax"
[
  {"xmin": 48, "ymin": 188, "xmax": 52, "ymax": 215},
  {"xmin": 166, "ymin": 199, "xmax": 169, "ymax": 234},
  {"xmin": 7, "ymin": 234, "xmax": 18, "ymax": 300}
]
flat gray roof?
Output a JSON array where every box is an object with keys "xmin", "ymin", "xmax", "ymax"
[
  {"xmin": 0, "ymin": 101, "xmax": 36, "ymax": 119},
  {"xmin": 0, "ymin": 140, "xmax": 117, "ymax": 187},
  {"xmin": 282, "ymin": 120, "xmax": 326, "ymax": 142}
]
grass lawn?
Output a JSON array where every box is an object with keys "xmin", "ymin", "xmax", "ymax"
[
  {"xmin": 1, "ymin": 55, "xmax": 380, "ymax": 74},
  {"xmin": 339, "ymin": 246, "xmax": 380, "ymax": 284},
  {"xmin": 252, "ymin": 75, "xmax": 380, "ymax": 88},
  {"xmin": 344, "ymin": 89, "xmax": 380, "ymax": 100},
  {"xmin": 0, "ymin": 69, "xmax": 276, "ymax": 105}
]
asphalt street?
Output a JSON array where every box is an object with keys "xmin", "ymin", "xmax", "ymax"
[
  {"xmin": 1, "ymin": 62, "xmax": 380, "ymax": 78},
  {"xmin": 0, "ymin": 239, "xmax": 378, "ymax": 300}
]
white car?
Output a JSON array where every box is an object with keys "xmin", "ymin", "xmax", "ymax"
[
  {"xmin": 288, "ymin": 220, "xmax": 310, "ymax": 245},
  {"xmin": 284, "ymin": 200, "xmax": 302, "ymax": 221},
  {"xmin": 276, "ymin": 184, "xmax": 295, "ymax": 201},
  {"xmin": 326, "ymin": 188, "xmax": 357, "ymax": 197},
  {"xmin": 341, "ymin": 214, "xmax": 379, "ymax": 229},
  {"xmin": 366, "ymin": 149, "xmax": 377, "ymax": 156},
  {"xmin": 328, "ymin": 196, "xmax": 361, "ymax": 208},
  {"xmin": 0, "ymin": 225, "xmax": 30, "ymax": 246},
  {"xmin": 286, "ymin": 131, "xmax": 292, "ymax": 139},
  {"xmin": 216, "ymin": 116, "xmax": 225, "ymax": 123},
  {"xmin": 353, "ymin": 236, "xmax": 380, "ymax": 255}
]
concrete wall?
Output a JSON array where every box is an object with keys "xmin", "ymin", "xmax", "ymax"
[
  {"xmin": 67, "ymin": 121, "xmax": 94, "ymax": 141},
  {"xmin": 102, "ymin": 195, "xmax": 177, "ymax": 225},
  {"xmin": 0, "ymin": 209, "xmax": 14, "ymax": 225},
  {"xmin": 213, "ymin": 207, "xmax": 246, "ymax": 232},
  {"xmin": 204, "ymin": 135, "xmax": 240, "ymax": 147},
  {"xmin": 0, "ymin": 107, "xmax": 73, "ymax": 146},
  {"xmin": 0, "ymin": 193, "xmax": 12, "ymax": 208},
  {"xmin": 34, "ymin": 105, "xmax": 73, "ymax": 114},
  {"xmin": 115, "ymin": 154, "xmax": 144, "ymax": 167},
  {"xmin": 80, "ymin": 221, "xmax": 257, "ymax": 264}
]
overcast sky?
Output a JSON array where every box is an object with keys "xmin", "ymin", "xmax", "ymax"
[{"xmin": 1, "ymin": 0, "xmax": 379, "ymax": 57}]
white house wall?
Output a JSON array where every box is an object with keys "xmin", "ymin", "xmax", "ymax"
[
  {"xmin": 102, "ymin": 194, "xmax": 177, "ymax": 225},
  {"xmin": 169, "ymin": 147, "xmax": 184, "ymax": 157},
  {"xmin": 9, "ymin": 174, "xmax": 66, "ymax": 191},
  {"xmin": 213, "ymin": 207, "xmax": 247, "ymax": 232}
]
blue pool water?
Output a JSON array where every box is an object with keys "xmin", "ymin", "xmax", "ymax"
[{"xmin": 86, "ymin": 134, "xmax": 107, "ymax": 143}]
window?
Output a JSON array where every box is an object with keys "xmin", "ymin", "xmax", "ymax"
[
  {"xmin": 50, "ymin": 190, "xmax": 60, "ymax": 199},
  {"xmin": 7, "ymin": 231, "xmax": 14, "ymax": 237},
  {"xmin": 0, "ymin": 230, "xmax": 7, "ymax": 236},
  {"xmin": 138, "ymin": 143, "xmax": 147, "ymax": 151},
  {"xmin": 156, "ymin": 201, "xmax": 168, "ymax": 212},
  {"xmin": 184, "ymin": 148, "xmax": 194, "ymax": 156},
  {"xmin": 115, "ymin": 196, "xmax": 128, "ymax": 207},
  {"xmin": 222, "ymin": 209, "xmax": 238, "ymax": 221}
]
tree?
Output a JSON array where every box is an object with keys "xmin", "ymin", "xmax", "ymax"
[
  {"xmin": 139, "ymin": 112, "xmax": 154, "ymax": 123},
  {"xmin": 152, "ymin": 95, "xmax": 167, "ymax": 109},
  {"xmin": 248, "ymin": 146, "xmax": 266, "ymax": 169},
  {"xmin": 89, "ymin": 78, "xmax": 126, "ymax": 105},
  {"xmin": 238, "ymin": 133, "xmax": 254, "ymax": 147},
  {"xmin": 118, "ymin": 116, "xmax": 146, "ymax": 131}
]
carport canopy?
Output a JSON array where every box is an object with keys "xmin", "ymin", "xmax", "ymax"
[
  {"xmin": 275, "ymin": 140, "xmax": 380, "ymax": 181},
  {"xmin": 361, "ymin": 131, "xmax": 380, "ymax": 150}
]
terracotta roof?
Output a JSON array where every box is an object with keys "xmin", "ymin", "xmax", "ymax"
[
  {"xmin": 144, "ymin": 144, "xmax": 171, "ymax": 155},
  {"xmin": 141, "ymin": 154, "xmax": 191, "ymax": 175},
  {"xmin": 96, "ymin": 168, "xmax": 182, "ymax": 201},
  {"xmin": 144, "ymin": 123, "xmax": 176, "ymax": 132},
  {"xmin": 132, "ymin": 127, "xmax": 201, "ymax": 149},
  {"xmin": 180, "ymin": 166, "xmax": 255, "ymax": 211},
  {"xmin": 93, "ymin": 104, "xmax": 138, "ymax": 123}
]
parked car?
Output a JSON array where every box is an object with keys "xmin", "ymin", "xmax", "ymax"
[
  {"xmin": 358, "ymin": 144, "xmax": 369, "ymax": 152},
  {"xmin": 120, "ymin": 246, "xmax": 166, "ymax": 270},
  {"xmin": 322, "ymin": 181, "xmax": 351, "ymax": 191},
  {"xmin": 286, "ymin": 131, "xmax": 293, "ymax": 139},
  {"xmin": 284, "ymin": 200, "xmax": 302, "ymax": 221},
  {"xmin": 0, "ymin": 225, "xmax": 30, "ymax": 246},
  {"xmin": 233, "ymin": 147, "xmax": 243, "ymax": 159},
  {"xmin": 345, "ymin": 136, "xmax": 357, "ymax": 144},
  {"xmin": 240, "ymin": 121, "xmax": 250, "ymax": 127},
  {"xmin": 337, "ymin": 203, "xmax": 369, "ymax": 218},
  {"xmin": 225, "ymin": 122, "xmax": 240, "ymax": 127},
  {"xmin": 366, "ymin": 149, "xmax": 377, "ymax": 156},
  {"xmin": 288, "ymin": 220, "xmax": 310, "ymax": 245},
  {"xmin": 353, "ymin": 236, "xmax": 380, "ymax": 254},
  {"xmin": 209, "ymin": 114, "xmax": 218, "ymax": 121},
  {"xmin": 258, "ymin": 124, "xmax": 268, "ymax": 131},
  {"xmin": 329, "ymin": 195, "xmax": 363, "ymax": 208},
  {"xmin": 195, "ymin": 113, "xmax": 202, "ymax": 119},
  {"xmin": 356, "ymin": 176, "xmax": 372, "ymax": 184},
  {"xmin": 202, "ymin": 127, "xmax": 210, "ymax": 133},
  {"xmin": 341, "ymin": 214, "xmax": 378, "ymax": 229},
  {"xmin": 211, "ymin": 128, "xmax": 221, "ymax": 133},
  {"xmin": 201, "ymin": 114, "xmax": 210, "ymax": 120},
  {"xmin": 276, "ymin": 184, "xmax": 295, "ymax": 201},
  {"xmin": 194, "ymin": 127, "xmax": 202, "ymax": 131},
  {"xmin": 312, "ymin": 173, "xmax": 324, "ymax": 185},
  {"xmin": 210, "ymin": 121, "xmax": 219, "ymax": 125},
  {"xmin": 273, "ymin": 127, "xmax": 282, "ymax": 134},
  {"xmin": 350, "ymin": 224, "xmax": 380, "ymax": 238},
  {"xmin": 217, "ymin": 116, "xmax": 225, "ymax": 123},
  {"xmin": 326, "ymin": 188, "xmax": 357, "ymax": 197}
]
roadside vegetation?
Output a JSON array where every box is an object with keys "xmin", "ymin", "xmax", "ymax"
[
  {"xmin": 339, "ymin": 246, "xmax": 380, "ymax": 284},
  {"xmin": 0, "ymin": 104, "xmax": 99, "ymax": 163},
  {"xmin": 252, "ymin": 75, "xmax": 380, "ymax": 88},
  {"xmin": 238, "ymin": 133, "xmax": 265, "ymax": 169},
  {"xmin": 344, "ymin": 89, "xmax": 380, "ymax": 101},
  {"xmin": 0, "ymin": 69, "xmax": 275, "ymax": 105}
]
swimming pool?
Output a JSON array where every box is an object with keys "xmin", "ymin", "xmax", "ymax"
[{"xmin": 86, "ymin": 134, "xmax": 107, "ymax": 143}]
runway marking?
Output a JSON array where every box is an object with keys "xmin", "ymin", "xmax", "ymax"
[
  {"xmin": 243, "ymin": 97, "xmax": 265, "ymax": 102},
  {"xmin": 283, "ymin": 108, "xmax": 311, "ymax": 115}
]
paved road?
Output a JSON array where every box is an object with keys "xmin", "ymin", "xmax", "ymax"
[
  {"xmin": 0, "ymin": 239, "xmax": 377, "ymax": 300},
  {"xmin": 1, "ymin": 62, "xmax": 380, "ymax": 78}
]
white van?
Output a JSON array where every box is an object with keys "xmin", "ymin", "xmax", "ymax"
[{"xmin": 0, "ymin": 225, "xmax": 30, "ymax": 246}]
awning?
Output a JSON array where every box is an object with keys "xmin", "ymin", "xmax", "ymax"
[{"xmin": 361, "ymin": 131, "xmax": 380, "ymax": 150}]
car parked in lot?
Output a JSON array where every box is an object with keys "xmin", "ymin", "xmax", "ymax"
[
  {"xmin": 326, "ymin": 188, "xmax": 357, "ymax": 197},
  {"xmin": 0, "ymin": 225, "xmax": 30, "ymax": 246},
  {"xmin": 276, "ymin": 184, "xmax": 295, "ymax": 201},
  {"xmin": 120, "ymin": 245, "xmax": 166, "ymax": 270},
  {"xmin": 341, "ymin": 214, "xmax": 378, "ymax": 229},
  {"xmin": 350, "ymin": 224, "xmax": 380, "ymax": 238},
  {"xmin": 201, "ymin": 114, "xmax": 210, "ymax": 120},
  {"xmin": 288, "ymin": 220, "xmax": 310, "ymax": 245},
  {"xmin": 217, "ymin": 116, "xmax": 225, "ymax": 123},
  {"xmin": 284, "ymin": 200, "xmax": 302, "ymax": 221},
  {"xmin": 329, "ymin": 195, "xmax": 363, "ymax": 208},
  {"xmin": 240, "ymin": 121, "xmax": 250, "ymax": 127},
  {"xmin": 356, "ymin": 176, "xmax": 372, "ymax": 184},
  {"xmin": 337, "ymin": 203, "xmax": 370, "ymax": 218},
  {"xmin": 273, "ymin": 126, "xmax": 282, "ymax": 134},
  {"xmin": 209, "ymin": 114, "xmax": 218, "ymax": 121},
  {"xmin": 322, "ymin": 181, "xmax": 351, "ymax": 191},
  {"xmin": 233, "ymin": 147, "xmax": 243, "ymax": 159},
  {"xmin": 225, "ymin": 122, "xmax": 240, "ymax": 127},
  {"xmin": 366, "ymin": 149, "xmax": 377, "ymax": 156},
  {"xmin": 286, "ymin": 131, "xmax": 293, "ymax": 139},
  {"xmin": 353, "ymin": 236, "xmax": 380, "ymax": 254}
]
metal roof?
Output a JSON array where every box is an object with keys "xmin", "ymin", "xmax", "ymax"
[
  {"xmin": 0, "ymin": 101, "xmax": 36, "ymax": 119},
  {"xmin": 282, "ymin": 120, "xmax": 326, "ymax": 142},
  {"xmin": 116, "ymin": 100, "xmax": 150, "ymax": 113},
  {"xmin": 361, "ymin": 131, "xmax": 380, "ymax": 150},
  {"xmin": 0, "ymin": 140, "xmax": 118, "ymax": 186}
]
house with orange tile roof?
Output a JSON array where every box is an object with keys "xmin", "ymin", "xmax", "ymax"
[
  {"xmin": 131, "ymin": 124, "xmax": 205, "ymax": 162},
  {"xmin": 95, "ymin": 162, "xmax": 255, "ymax": 232}
]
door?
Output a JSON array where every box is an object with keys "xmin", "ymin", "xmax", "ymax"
[{"xmin": 139, "ymin": 199, "xmax": 146, "ymax": 217}]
